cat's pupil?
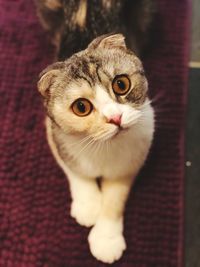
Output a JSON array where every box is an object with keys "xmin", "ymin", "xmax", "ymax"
[
  {"xmin": 77, "ymin": 101, "xmax": 86, "ymax": 113},
  {"xmin": 117, "ymin": 80, "xmax": 125, "ymax": 91}
]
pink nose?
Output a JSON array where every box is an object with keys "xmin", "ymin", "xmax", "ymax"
[{"xmin": 108, "ymin": 114, "xmax": 122, "ymax": 126}]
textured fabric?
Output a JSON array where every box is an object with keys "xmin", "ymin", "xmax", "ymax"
[{"xmin": 0, "ymin": 1, "xmax": 189, "ymax": 266}]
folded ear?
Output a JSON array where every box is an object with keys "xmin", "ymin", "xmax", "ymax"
[
  {"xmin": 87, "ymin": 33, "xmax": 127, "ymax": 50},
  {"xmin": 37, "ymin": 62, "xmax": 65, "ymax": 97}
]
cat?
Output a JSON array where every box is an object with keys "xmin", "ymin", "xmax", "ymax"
[{"xmin": 35, "ymin": 0, "xmax": 155, "ymax": 264}]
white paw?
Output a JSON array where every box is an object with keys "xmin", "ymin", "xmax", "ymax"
[
  {"xmin": 88, "ymin": 219, "xmax": 126, "ymax": 264},
  {"xmin": 70, "ymin": 193, "xmax": 101, "ymax": 227}
]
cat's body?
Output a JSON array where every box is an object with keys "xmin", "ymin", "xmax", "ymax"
[{"xmin": 36, "ymin": 0, "xmax": 155, "ymax": 264}]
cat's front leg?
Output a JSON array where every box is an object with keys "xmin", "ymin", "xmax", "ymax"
[
  {"xmin": 88, "ymin": 176, "xmax": 133, "ymax": 264},
  {"xmin": 67, "ymin": 169, "xmax": 102, "ymax": 227}
]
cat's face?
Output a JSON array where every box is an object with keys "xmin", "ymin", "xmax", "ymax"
[{"xmin": 38, "ymin": 34, "xmax": 149, "ymax": 141}]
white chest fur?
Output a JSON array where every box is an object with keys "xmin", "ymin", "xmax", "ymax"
[{"xmin": 74, "ymin": 123, "xmax": 153, "ymax": 179}]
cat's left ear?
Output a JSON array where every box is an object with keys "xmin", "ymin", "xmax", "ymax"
[
  {"xmin": 37, "ymin": 62, "xmax": 65, "ymax": 98},
  {"xmin": 87, "ymin": 33, "xmax": 127, "ymax": 50}
]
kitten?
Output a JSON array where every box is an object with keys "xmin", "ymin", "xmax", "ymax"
[
  {"xmin": 36, "ymin": 0, "xmax": 155, "ymax": 264},
  {"xmin": 37, "ymin": 34, "xmax": 154, "ymax": 263}
]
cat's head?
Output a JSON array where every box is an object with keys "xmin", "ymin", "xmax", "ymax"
[{"xmin": 38, "ymin": 34, "xmax": 150, "ymax": 141}]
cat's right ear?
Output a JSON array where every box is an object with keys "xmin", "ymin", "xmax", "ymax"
[
  {"xmin": 87, "ymin": 33, "xmax": 127, "ymax": 50},
  {"xmin": 37, "ymin": 62, "xmax": 64, "ymax": 98}
]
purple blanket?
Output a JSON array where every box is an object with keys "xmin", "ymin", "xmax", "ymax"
[{"xmin": 0, "ymin": 1, "xmax": 190, "ymax": 266}]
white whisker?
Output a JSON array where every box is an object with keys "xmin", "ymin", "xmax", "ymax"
[
  {"xmin": 66, "ymin": 135, "xmax": 91, "ymax": 149},
  {"xmin": 71, "ymin": 137, "xmax": 96, "ymax": 161}
]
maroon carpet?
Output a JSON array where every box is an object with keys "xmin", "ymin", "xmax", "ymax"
[{"xmin": 0, "ymin": 1, "xmax": 190, "ymax": 266}]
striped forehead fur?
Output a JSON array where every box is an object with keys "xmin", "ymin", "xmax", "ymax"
[{"xmin": 67, "ymin": 55, "xmax": 102, "ymax": 86}]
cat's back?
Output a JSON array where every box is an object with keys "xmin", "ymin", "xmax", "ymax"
[{"xmin": 35, "ymin": 0, "xmax": 155, "ymax": 59}]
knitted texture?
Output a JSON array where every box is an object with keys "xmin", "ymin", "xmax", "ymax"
[{"xmin": 0, "ymin": 1, "xmax": 189, "ymax": 266}]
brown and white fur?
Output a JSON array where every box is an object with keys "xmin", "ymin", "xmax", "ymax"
[{"xmin": 37, "ymin": 34, "xmax": 154, "ymax": 263}]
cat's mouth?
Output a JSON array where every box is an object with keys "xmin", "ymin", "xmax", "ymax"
[{"xmin": 112, "ymin": 126, "xmax": 129, "ymax": 139}]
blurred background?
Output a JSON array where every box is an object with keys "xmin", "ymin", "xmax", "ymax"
[{"xmin": 186, "ymin": 0, "xmax": 200, "ymax": 266}]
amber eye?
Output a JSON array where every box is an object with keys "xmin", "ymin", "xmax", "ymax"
[
  {"xmin": 71, "ymin": 98, "xmax": 93, "ymax": 117},
  {"xmin": 112, "ymin": 75, "xmax": 131, "ymax": 95}
]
